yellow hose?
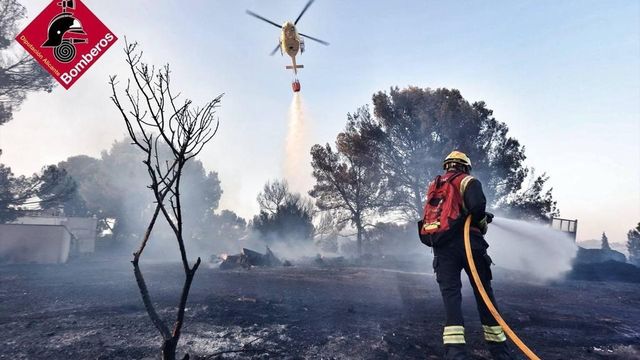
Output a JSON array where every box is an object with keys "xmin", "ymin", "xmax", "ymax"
[{"xmin": 463, "ymin": 215, "xmax": 541, "ymax": 360}]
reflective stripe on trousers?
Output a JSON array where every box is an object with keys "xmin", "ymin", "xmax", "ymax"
[
  {"xmin": 443, "ymin": 325, "xmax": 465, "ymax": 344},
  {"xmin": 483, "ymin": 325, "xmax": 507, "ymax": 342}
]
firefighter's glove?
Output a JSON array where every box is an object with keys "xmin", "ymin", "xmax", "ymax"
[
  {"xmin": 479, "ymin": 217, "xmax": 489, "ymax": 235},
  {"xmin": 486, "ymin": 212, "xmax": 494, "ymax": 224}
]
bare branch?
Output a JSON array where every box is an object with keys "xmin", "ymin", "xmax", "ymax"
[{"xmin": 110, "ymin": 40, "xmax": 223, "ymax": 359}]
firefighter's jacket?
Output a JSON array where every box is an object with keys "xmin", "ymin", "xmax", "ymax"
[{"xmin": 444, "ymin": 170, "xmax": 490, "ymax": 250}]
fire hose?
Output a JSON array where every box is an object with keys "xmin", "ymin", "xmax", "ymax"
[{"xmin": 463, "ymin": 215, "xmax": 541, "ymax": 360}]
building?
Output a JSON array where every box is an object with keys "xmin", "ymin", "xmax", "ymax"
[
  {"xmin": 13, "ymin": 215, "xmax": 99, "ymax": 253},
  {"xmin": 0, "ymin": 215, "xmax": 98, "ymax": 264},
  {"xmin": 0, "ymin": 223, "xmax": 72, "ymax": 264}
]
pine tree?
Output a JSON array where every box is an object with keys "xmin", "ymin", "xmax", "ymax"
[
  {"xmin": 601, "ymin": 232, "xmax": 611, "ymax": 251},
  {"xmin": 1, "ymin": 0, "xmax": 55, "ymax": 126},
  {"xmin": 627, "ymin": 223, "xmax": 640, "ymax": 266},
  {"xmin": 310, "ymin": 107, "xmax": 393, "ymax": 257},
  {"xmin": 366, "ymin": 87, "xmax": 558, "ymax": 221}
]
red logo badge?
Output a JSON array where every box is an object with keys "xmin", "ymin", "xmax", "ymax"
[{"xmin": 16, "ymin": 0, "xmax": 117, "ymax": 89}]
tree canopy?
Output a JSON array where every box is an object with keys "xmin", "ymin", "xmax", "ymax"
[
  {"xmin": 309, "ymin": 86, "xmax": 559, "ymax": 255},
  {"xmin": 601, "ymin": 232, "xmax": 611, "ymax": 251},
  {"xmin": 0, "ymin": 163, "xmax": 78, "ymax": 222},
  {"xmin": 309, "ymin": 107, "xmax": 394, "ymax": 256},
  {"xmin": 0, "ymin": 0, "xmax": 54, "ymax": 126},
  {"xmin": 252, "ymin": 179, "xmax": 314, "ymax": 244},
  {"xmin": 58, "ymin": 138, "xmax": 223, "ymax": 246},
  {"xmin": 367, "ymin": 86, "xmax": 557, "ymax": 221}
]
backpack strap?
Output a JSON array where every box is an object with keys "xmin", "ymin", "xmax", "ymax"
[
  {"xmin": 444, "ymin": 171, "xmax": 464, "ymax": 184},
  {"xmin": 460, "ymin": 175, "xmax": 475, "ymax": 195},
  {"xmin": 459, "ymin": 175, "xmax": 475, "ymax": 212}
]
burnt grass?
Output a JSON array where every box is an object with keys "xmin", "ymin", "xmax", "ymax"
[{"xmin": 1, "ymin": 259, "xmax": 639, "ymax": 360}]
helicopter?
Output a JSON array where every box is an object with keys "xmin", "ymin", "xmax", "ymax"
[{"xmin": 246, "ymin": 0, "xmax": 329, "ymax": 92}]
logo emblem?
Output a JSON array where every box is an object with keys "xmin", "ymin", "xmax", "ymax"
[{"xmin": 16, "ymin": 0, "xmax": 117, "ymax": 89}]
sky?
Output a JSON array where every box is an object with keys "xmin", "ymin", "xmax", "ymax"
[{"xmin": 1, "ymin": 0, "xmax": 639, "ymax": 245}]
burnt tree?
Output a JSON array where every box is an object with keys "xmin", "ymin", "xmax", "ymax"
[{"xmin": 110, "ymin": 41, "xmax": 221, "ymax": 360}]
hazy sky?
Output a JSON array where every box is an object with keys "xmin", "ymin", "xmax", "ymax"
[{"xmin": 1, "ymin": 0, "xmax": 639, "ymax": 244}]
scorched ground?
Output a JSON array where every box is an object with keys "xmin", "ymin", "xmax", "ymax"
[{"xmin": 1, "ymin": 260, "xmax": 639, "ymax": 359}]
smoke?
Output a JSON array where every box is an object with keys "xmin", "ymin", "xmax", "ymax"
[
  {"xmin": 284, "ymin": 93, "xmax": 313, "ymax": 194},
  {"xmin": 268, "ymin": 239, "xmax": 320, "ymax": 261},
  {"xmin": 487, "ymin": 217, "xmax": 578, "ymax": 281}
]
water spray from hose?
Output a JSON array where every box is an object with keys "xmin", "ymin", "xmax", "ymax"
[{"xmin": 487, "ymin": 217, "xmax": 578, "ymax": 281}]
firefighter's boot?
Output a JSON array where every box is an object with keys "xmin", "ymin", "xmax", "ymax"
[
  {"xmin": 487, "ymin": 341, "xmax": 514, "ymax": 360},
  {"xmin": 444, "ymin": 344, "xmax": 471, "ymax": 360}
]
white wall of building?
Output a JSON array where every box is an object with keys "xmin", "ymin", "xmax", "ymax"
[{"xmin": 0, "ymin": 224, "xmax": 71, "ymax": 264}]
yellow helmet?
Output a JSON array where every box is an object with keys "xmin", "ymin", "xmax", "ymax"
[{"xmin": 443, "ymin": 151, "xmax": 472, "ymax": 170}]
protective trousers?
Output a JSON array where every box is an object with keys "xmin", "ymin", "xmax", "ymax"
[{"xmin": 433, "ymin": 237, "xmax": 510, "ymax": 359}]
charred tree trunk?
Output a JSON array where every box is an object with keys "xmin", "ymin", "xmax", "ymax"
[
  {"xmin": 161, "ymin": 338, "xmax": 178, "ymax": 360},
  {"xmin": 161, "ymin": 338, "xmax": 191, "ymax": 360}
]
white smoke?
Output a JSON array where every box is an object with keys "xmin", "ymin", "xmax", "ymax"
[
  {"xmin": 284, "ymin": 93, "xmax": 313, "ymax": 194},
  {"xmin": 487, "ymin": 217, "xmax": 578, "ymax": 281}
]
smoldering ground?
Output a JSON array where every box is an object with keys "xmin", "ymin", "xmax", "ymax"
[
  {"xmin": 0, "ymin": 200, "xmax": 637, "ymax": 360},
  {"xmin": 2, "ymin": 258, "xmax": 639, "ymax": 359}
]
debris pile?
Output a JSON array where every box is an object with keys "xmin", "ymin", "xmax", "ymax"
[
  {"xmin": 568, "ymin": 260, "xmax": 640, "ymax": 283},
  {"xmin": 219, "ymin": 247, "xmax": 283, "ymax": 270},
  {"xmin": 313, "ymin": 254, "xmax": 346, "ymax": 267},
  {"xmin": 574, "ymin": 247, "xmax": 627, "ymax": 264}
]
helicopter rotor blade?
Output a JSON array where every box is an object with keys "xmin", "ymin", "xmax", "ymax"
[
  {"xmin": 299, "ymin": 33, "xmax": 329, "ymax": 46},
  {"xmin": 270, "ymin": 43, "xmax": 281, "ymax": 56},
  {"xmin": 246, "ymin": 10, "xmax": 282, "ymax": 29},
  {"xmin": 294, "ymin": 0, "xmax": 315, "ymax": 25}
]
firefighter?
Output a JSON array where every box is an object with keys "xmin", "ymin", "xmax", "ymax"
[{"xmin": 429, "ymin": 151, "xmax": 513, "ymax": 360}]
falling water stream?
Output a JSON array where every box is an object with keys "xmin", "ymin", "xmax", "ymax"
[{"xmin": 284, "ymin": 93, "xmax": 313, "ymax": 194}]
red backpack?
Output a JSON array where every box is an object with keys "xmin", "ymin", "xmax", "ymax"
[{"xmin": 418, "ymin": 172, "xmax": 469, "ymax": 247}]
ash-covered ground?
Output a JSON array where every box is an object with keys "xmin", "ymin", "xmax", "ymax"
[{"xmin": 1, "ymin": 259, "xmax": 639, "ymax": 360}]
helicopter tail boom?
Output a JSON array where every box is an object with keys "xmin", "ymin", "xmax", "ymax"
[
  {"xmin": 286, "ymin": 55, "xmax": 304, "ymax": 75},
  {"xmin": 286, "ymin": 64, "xmax": 303, "ymax": 75}
]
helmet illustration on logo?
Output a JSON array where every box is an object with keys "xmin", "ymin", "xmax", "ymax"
[{"xmin": 41, "ymin": 0, "xmax": 88, "ymax": 63}]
